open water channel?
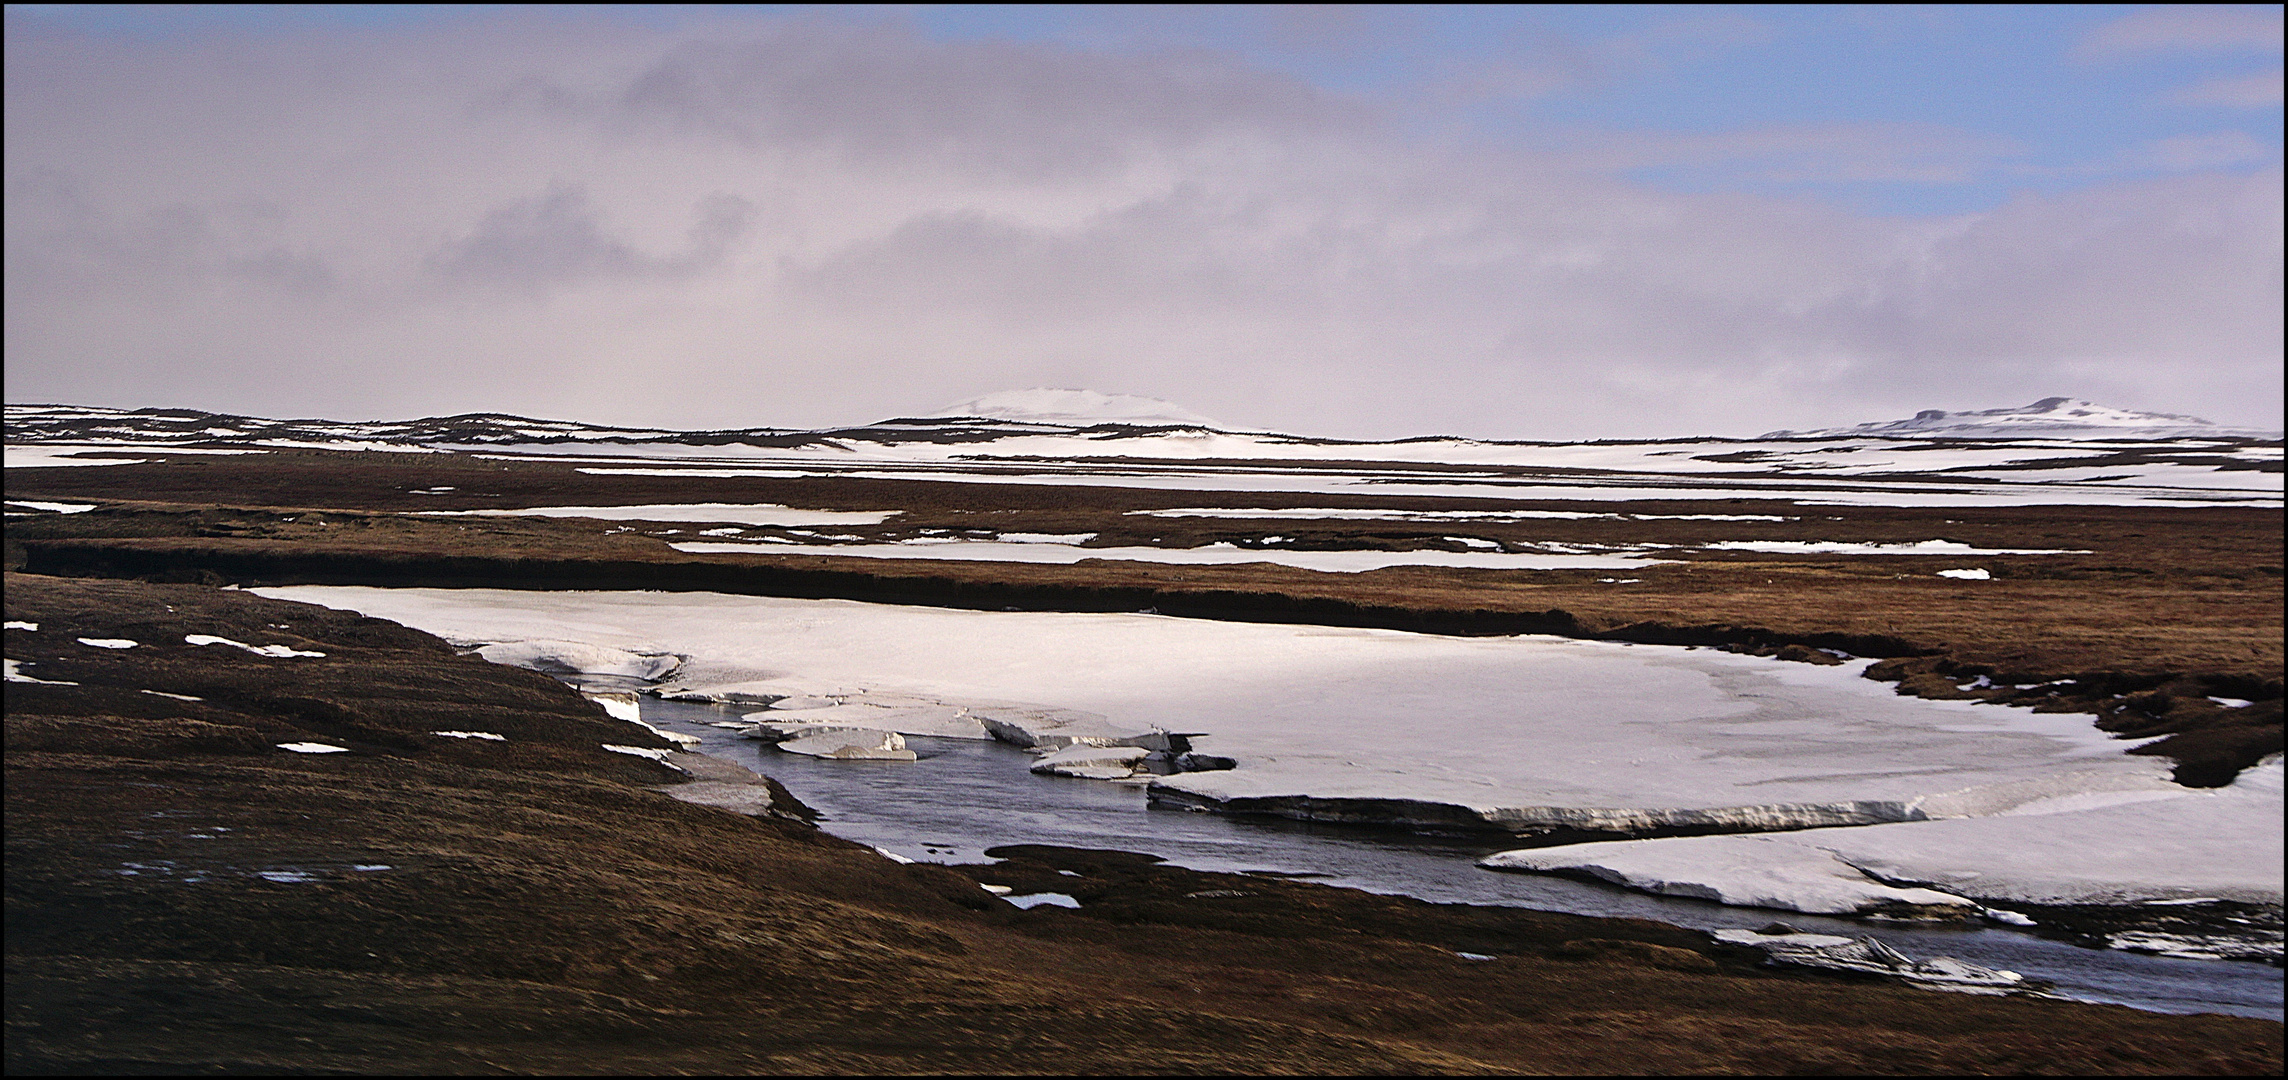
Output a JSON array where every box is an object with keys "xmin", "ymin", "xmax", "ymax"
[{"xmin": 641, "ymin": 694, "xmax": 2282, "ymax": 1021}]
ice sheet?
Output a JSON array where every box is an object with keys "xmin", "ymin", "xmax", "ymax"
[
  {"xmin": 257, "ymin": 587, "xmax": 2172, "ymax": 832},
  {"xmin": 1486, "ymin": 759, "xmax": 2281, "ymax": 910}
]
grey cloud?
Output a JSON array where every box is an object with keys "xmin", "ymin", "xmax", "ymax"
[
  {"xmin": 591, "ymin": 23, "xmax": 1362, "ymax": 181},
  {"xmin": 5, "ymin": 12, "xmax": 2280, "ymax": 438},
  {"xmin": 426, "ymin": 184, "xmax": 752, "ymax": 290},
  {"xmin": 6, "ymin": 167, "xmax": 334, "ymax": 298}
]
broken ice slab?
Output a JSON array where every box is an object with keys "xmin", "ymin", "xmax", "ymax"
[
  {"xmin": 739, "ymin": 700, "xmax": 991, "ymax": 740},
  {"xmin": 475, "ymin": 639, "xmax": 680, "ymax": 681},
  {"xmin": 1031, "ymin": 744, "xmax": 1153, "ymax": 780},
  {"xmin": 774, "ymin": 727, "xmax": 917, "ymax": 761},
  {"xmin": 1712, "ymin": 929, "xmax": 2035, "ymax": 994}
]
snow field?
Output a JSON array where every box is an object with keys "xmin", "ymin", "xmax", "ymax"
[
  {"xmin": 1488, "ymin": 758, "xmax": 2282, "ymax": 912},
  {"xmin": 246, "ymin": 586, "xmax": 2254, "ymax": 920}
]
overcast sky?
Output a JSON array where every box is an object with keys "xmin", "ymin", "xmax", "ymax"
[{"xmin": 5, "ymin": 5, "xmax": 2281, "ymax": 439}]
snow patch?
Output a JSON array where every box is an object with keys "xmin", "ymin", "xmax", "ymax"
[
  {"xmin": 4, "ymin": 658, "xmax": 77, "ymax": 685},
  {"xmin": 77, "ymin": 637, "xmax": 138, "ymax": 649},
  {"xmin": 418, "ymin": 503, "xmax": 898, "ymax": 526},
  {"xmin": 276, "ymin": 742, "xmax": 350, "ymax": 754},
  {"xmin": 939, "ymin": 388, "xmax": 1223, "ymax": 428},
  {"xmin": 601, "ymin": 743, "xmax": 686, "ymax": 771},
  {"xmin": 186, "ymin": 634, "xmax": 325, "ymax": 658},
  {"xmin": 431, "ymin": 730, "xmax": 506, "ymax": 741},
  {"xmin": 1937, "ymin": 568, "xmax": 1992, "ymax": 580},
  {"xmin": 1702, "ymin": 540, "xmax": 2087, "ymax": 556}
]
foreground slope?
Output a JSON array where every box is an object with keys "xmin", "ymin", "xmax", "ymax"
[{"xmin": 6, "ymin": 573, "xmax": 2281, "ymax": 1074}]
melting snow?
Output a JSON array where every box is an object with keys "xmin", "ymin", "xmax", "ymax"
[
  {"xmin": 77, "ymin": 637, "xmax": 139, "ymax": 649},
  {"xmin": 1003, "ymin": 892, "xmax": 1082, "ymax": 909},
  {"xmin": 276, "ymin": 742, "xmax": 350, "ymax": 754},
  {"xmin": 668, "ymin": 539, "xmax": 1664, "ymax": 572},
  {"xmin": 431, "ymin": 730, "xmax": 506, "ymax": 740},
  {"xmin": 417, "ymin": 502, "xmax": 898, "ymax": 526},
  {"xmin": 4, "ymin": 658, "xmax": 78, "ymax": 685},
  {"xmin": 5, "ymin": 621, "xmax": 38, "ymax": 631},
  {"xmin": 1701, "ymin": 540, "xmax": 2088, "ymax": 556},
  {"xmin": 140, "ymin": 689, "xmax": 205, "ymax": 702},
  {"xmin": 1937, "ymin": 569, "xmax": 1992, "ymax": 580},
  {"xmin": 185, "ymin": 634, "xmax": 325, "ymax": 658},
  {"xmin": 6, "ymin": 500, "xmax": 97, "ymax": 513},
  {"xmin": 600, "ymin": 743, "xmax": 685, "ymax": 770}
]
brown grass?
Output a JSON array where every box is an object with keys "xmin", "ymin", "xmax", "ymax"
[{"xmin": 8, "ymin": 573, "xmax": 2279, "ymax": 1074}]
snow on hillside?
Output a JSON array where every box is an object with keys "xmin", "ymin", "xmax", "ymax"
[
  {"xmin": 1763, "ymin": 397, "xmax": 2276, "ymax": 439},
  {"xmin": 936, "ymin": 388, "xmax": 1224, "ymax": 429}
]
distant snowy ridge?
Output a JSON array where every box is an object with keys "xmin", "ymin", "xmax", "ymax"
[
  {"xmin": 1763, "ymin": 397, "xmax": 2279, "ymax": 440},
  {"xmin": 936, "ymin": 388, "xmax": 1224, "ymax": 429}
]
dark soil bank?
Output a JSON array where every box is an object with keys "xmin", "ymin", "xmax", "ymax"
[{"xmin": 5, "ymin": 573, "xmax": 2281, "ymax": 1074}]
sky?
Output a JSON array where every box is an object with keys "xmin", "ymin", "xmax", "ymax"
[{"xmin": 4, "ymin": 4, "xmax": 2281, "ymax": 440}]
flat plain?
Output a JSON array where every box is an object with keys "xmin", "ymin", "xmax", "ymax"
[{"xmin": 5, "ymin": 437, "xmax": 2282, "ymax": 1073}]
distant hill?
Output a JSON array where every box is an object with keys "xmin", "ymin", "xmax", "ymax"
[
  {"xmin": 1762, "ymin": 397, "xmax": 2279, "ymax": 440},
  {"xmin": 936, "ymin": 388, "xmax": 1224, "ymax": 429}
]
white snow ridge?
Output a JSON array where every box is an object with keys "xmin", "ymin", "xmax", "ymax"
[
  {"xmin": 1763, "ymin": 397, "xmax": 2277, "ymax": 440},
  {"xmin": 937, "ymin": 388, "xmax": 1224, "ymax": 428}
]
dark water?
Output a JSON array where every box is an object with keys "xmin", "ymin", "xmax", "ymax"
[{"xmin": 640, "ymin": 695, "xmax": 2283, "ymax": 1021}]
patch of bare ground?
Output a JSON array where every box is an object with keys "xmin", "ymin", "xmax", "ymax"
[
  {"xmin": 8, "ymin": 447, "xmax": 2280, "ymax": 784},
  {"xmin": 7, "ymin": 573, "xmax": 2280, "ymax": 1074}
]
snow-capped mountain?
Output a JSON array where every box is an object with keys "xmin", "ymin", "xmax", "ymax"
[
  {"xmin": 1762, "ymin": 398, "xmax": 2275, "ymax": 440},
  {"xmin": 936, "ymin": 388, "xmax": 1224, "ymax": 429}
]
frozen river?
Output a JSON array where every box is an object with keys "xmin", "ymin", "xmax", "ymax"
[
  {"xmin": 631, "ymin": 696, "xmax": 2276, "ymax": 1020},
  {"xmin": 256, "ymin": 585, "xmax": 2283, "ymax": 1019}
]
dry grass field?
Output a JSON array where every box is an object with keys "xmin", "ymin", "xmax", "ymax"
[
  {"xmin": 8, "ymin": 572, "xmax": 2281, "ymax": 1074},
  {"xmin": 7, "ymin": 448, "xmax": 2282, "ymax": 1071}
]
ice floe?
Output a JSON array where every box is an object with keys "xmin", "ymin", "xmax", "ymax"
[
  {"xmin": 474, "ymin": 639, "xmax": 681, "ymax": 681},
  {"xmin": 185, "ymin": 634, "xmax": 325, "ymax": 658},
  {"xmin": 1031, "ymin": 744, "xmax": 1155, "ymax": 781},
  {"xmin": 1711, "ymin": 929, "xmax": 2033, "ymax": 994},
  {"xmin": 775, "ymin": 727, "xmax": 916, "ymax": 760},
  {"xmin": 741, "ymin": 699, "xmax": 991, "ymax": 740}
]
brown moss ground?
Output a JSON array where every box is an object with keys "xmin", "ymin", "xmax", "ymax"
[
  {"xmin": 8, "ymin": 574, "xmax": 2280, "ymax": 1074},
  {"xmin": 9, "ymin": 447, "xmax": 2280, "ymax": 784}
]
